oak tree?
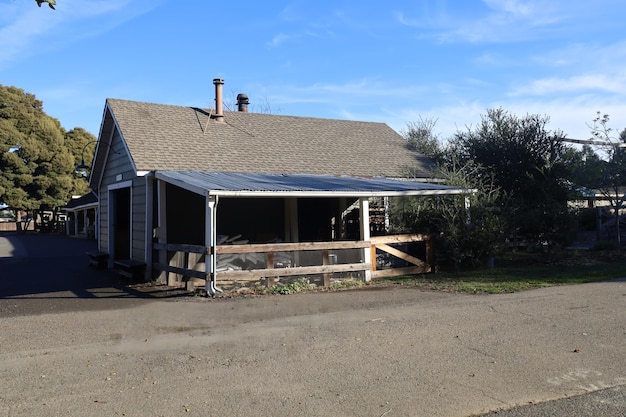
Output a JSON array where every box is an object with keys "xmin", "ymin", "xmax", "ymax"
[{"xmin": 0, "ymin": 85, "xmax": 91, "ymax": 229}]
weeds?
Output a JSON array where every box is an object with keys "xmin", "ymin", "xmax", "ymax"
[
  {"xmin": 259, "ymin": 277, "xmax": 314, "ymax": 295},
  {"xmin": 232, "ymin": 251, "xmax": 626, "ymax": 297}
]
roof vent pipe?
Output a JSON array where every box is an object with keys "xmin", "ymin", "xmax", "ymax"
[
  {"xmin": 212, "ymin": 78, "xmax": 225, "ymax": 122},
  {"xmin": 236, "ymin": 93, "xmax": 249, "ymax": 112}
]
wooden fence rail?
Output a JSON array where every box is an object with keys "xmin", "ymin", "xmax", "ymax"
[
  {"xmin": 152, "ymin": 234, "xmax": 432, "ymax": 288},
  {"xmin": 370, "ymin": 234, "xmax": 433, "ymax": 278}
]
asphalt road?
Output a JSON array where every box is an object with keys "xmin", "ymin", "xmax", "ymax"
[
  {"xmin": 1, "ymin": 232, "xmax": 625, "ymax": 416},
  {"xmin": 477, "ymin": 386, "xmax": 626, "ymax": 417},
  {"xmin": 0, "ymin": 232, "xmax": 188, "ymax": 317}
]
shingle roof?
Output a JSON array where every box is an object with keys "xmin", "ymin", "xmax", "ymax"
[
  {"xmin": 105, "ymin": 98, "xmax": 435, "ymax": 178},
  {"xmin": 63, "ymin": 191, "xmax": 98, "ymax": 210}
]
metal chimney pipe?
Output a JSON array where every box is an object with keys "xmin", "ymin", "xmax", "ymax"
[
  {"xmin": 212, "ymin": 78, "xmax": 225, "ymax": 122},
  {"xmin": 236, "ymin": 93, "xmax": 249, "ymax": 112}
]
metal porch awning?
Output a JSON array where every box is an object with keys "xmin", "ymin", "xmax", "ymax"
[{"xmin": 154, "ymin": 171, "xmax": 470, "ymax": 198}]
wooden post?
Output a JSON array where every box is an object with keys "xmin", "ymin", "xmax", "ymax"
[
  {"xmin": 73, "ymin": 212, "xmax": 79, "ymax": 236},
  {"xmin": 425, "ymin": 236, "xmax": 433, "ymax": 273},
  {"xmin": 266, "ymin": 252, "xmax": 275, "ymax": 287},
  {"xmin": 285, "ymin": 198, "xmax": 300, "ymax": 267},
  {"xmin": 145, "ymin": 175, "xmax": 154, "ymax": 281},
  {"xmin": 157, "ymin": 180, "xmax": 168, "ymax": 283},
  {"xmin": 322, "ymin": 249, "xmax": 330, "ymax": 287},
  {"xmin": 370, "ymin": 244, "xmax": 377, "ymax": 271}
]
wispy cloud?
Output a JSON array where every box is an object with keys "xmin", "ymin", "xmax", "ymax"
[
  {"xmin": 510, "ymin": 73, "xmax": 626, "ymax": 96},
  {"xmin": 263, "ymin": 79, "xmax": 433, "ymax": 105},
  {"xmin": 397, "ymin": 0, "xmax": 563, "ymax": 44},
  {"xmin": 0, "ymin": 0, "xmax": 161, "ymax": 69},
  {"xmin": 267, "ymin": 33, "xmax": 291, "ymax": 48},
  {"xmin": 508, "ymin": 39, "xmax": 626, "ymax": 96}
]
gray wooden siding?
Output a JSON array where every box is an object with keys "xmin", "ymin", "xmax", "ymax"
[
  {"xmin": 98, "ymin": 127, "xmax": 148, "ymax": 263},
  {"xmin": 98, "ymin": 190, "xmax": 108, "ymax": 250},
  {"xmin": 132, "ymin": 178, "xmax": 146, "ymax": 260}
]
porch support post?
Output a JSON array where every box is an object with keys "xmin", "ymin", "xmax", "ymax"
[
  {"xmin": 145, "ymin": 175, "xmax": 154, "ymax": 280},
  {"xmin": 384, "ymin": 196, "xmax": 390, "ymax": 233},
  {"xmin": 83, "ymin": 209, "xmax": 88, "ymax": 238},
  {"xmin": 205, "ymin": 194, "xmax": 220, "ymax": 297},
  {"xmin": 73, "ymin": 212, "xmax": 79, "ymax": 236},
  {"xmin": 359, "ymin": 198, "xmax": 372, "ymax": 282},
  {"xmin": 338, "ymin": 198, "xmax": 348, "ymax": 239},
  {"xmin": 285, "ymin": 198, "xmax": 299, "ymax": 267},
  {"xmin": 285, "ymin": 198, "xmax": 299, "ymax": 242},
  {"xmin": 156, "ymin": 180, "xmax": 167, "ymax": 283}
]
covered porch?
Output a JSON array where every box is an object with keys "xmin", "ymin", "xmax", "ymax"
[{"xmin": 148, "ymin": 171, "xmax": 468, "ymax": 295}]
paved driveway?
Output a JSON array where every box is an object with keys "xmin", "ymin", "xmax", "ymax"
[{"xmin": 0, "ymin": 233, "xmax": 185, "ymax": 317}]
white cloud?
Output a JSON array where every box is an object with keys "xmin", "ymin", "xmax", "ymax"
[
  {"xmin": 510, "ymin": 73, "xmax": 626, "ymax": 96},
  {"xmin": 0, "ymin": 7, "xmax": 59, "ymax": 66},
  {"xmin": 266, "ymin": 30, "xmax": 323, "ymax": 48},
  {"xmin": 267, "ymin": 33, "xmax": 290, "ymax": 48},
  {"xmin": 397, "ymin": 0, "xmax": 564, "ymax": 44}
]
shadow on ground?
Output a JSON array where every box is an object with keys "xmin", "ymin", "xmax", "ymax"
[{"xmin": 0, "ymin": 232, "xmax": 193, "ymax": 316}]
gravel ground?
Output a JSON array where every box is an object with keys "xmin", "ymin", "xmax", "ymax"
[{"xmin": 1, "ymin": 234, "xmax": 625, "ymax": 417}]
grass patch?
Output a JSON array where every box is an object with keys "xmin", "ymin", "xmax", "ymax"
[
  {"xmin": 257, "ymin": 277, "xmax": 315, "ymax": 295},
  {"xmin": 328, "ymin": 278, "xmax": 365, "ymax": 291},
  {"xmin": 228, "ymin": 250, "xmax": 626, "ymax": 297},
  {"xmin": 378, "ymin": 250, "xmax": 626, "ymax": 294}
]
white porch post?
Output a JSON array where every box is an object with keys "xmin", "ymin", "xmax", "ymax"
[
  {"xmin": 73, "ymin": 212, "xmax": 79, "ymax": 236},
  {"xmin": 465, "ymin": 196, "xmax": 471, "ymax": 225},
  {"xmin": 205, "ymin": 194, "xmax": 219, "ymax": 296},
  {"xmin": 359, "ymin": 197, "xmax": 372, "ymax": 282},
  {"xmin": 383, "ymin": 196, "xmax": 390, "ymax": 233}
]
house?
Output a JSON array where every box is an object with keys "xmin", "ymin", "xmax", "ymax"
[{"xmin": 88, "ymin": 79, "xmax": 468, "ymax": 294}]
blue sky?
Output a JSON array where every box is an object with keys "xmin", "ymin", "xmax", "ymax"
[{"xmin": 2, "ymin": 0, "xmax": 626, "ymax": 140}]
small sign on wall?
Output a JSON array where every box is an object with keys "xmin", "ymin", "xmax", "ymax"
[{"xmin": 116, "ymin": 174, "xmax": 123, "ymax": 182}]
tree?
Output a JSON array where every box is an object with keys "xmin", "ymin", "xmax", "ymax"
[
  {"xmin": 586, "ymin": 112, "xmax": 626, "ymax": 248},
  {"xmin": 0, "ymin": 85, "xmax": 87, "ymax": 230},
  {"xmin": 401, "ymin": 116, "xmax": 442, "ymax": 161},
  {"xmin": 35, "ymin": 0, "xmax": 56, "ymax": 9},
  {"xmin": 562, "ymin": 144, "xmax": 605, "ymax": 188},
  {"xmin": 64, "ymin": 127, "xmax": 97, "ymax": 195},
  {"xmin": 13, "ymin": 1, "xmax": 56, "ymax": 9},
  {"xmin": 398, "ymin": 117, "xmax": 507, "ymax": 267},
  {"xmin": 447, "ymin": 108, "xmax": 574, "ymax": 248}
]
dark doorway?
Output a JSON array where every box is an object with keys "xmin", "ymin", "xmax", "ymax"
[{"xmin": 111, "ymin": 187, "xmax": 131, "ymax": 260}]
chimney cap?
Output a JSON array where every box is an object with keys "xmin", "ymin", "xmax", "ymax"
[
  {"xmin": 236, "ymin": 93, "xmax": 249, "ymax": 112},
  {"xmin": 213, "ymin": 78, "xmax": 224, "ymax": 85}
]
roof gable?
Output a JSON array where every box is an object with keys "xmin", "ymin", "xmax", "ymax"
[{"xmin": 99, "ymin": 98, "xmax": 435, "ymax": 179}]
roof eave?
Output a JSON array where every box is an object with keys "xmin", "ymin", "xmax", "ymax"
[{"xmin": 208, "ymin": 189, "xmax": 473, "ymax": 198}]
